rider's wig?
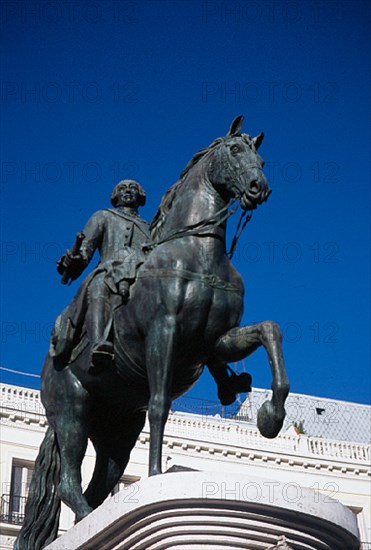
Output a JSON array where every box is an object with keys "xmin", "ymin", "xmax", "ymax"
[{"xmin": 111, "ymin": 179, "xmax": 146, "ymax": 207}]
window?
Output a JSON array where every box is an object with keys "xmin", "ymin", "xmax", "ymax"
[{"xmin": 0, "ymin": 460, "xmax": 34, "ymax": 525}]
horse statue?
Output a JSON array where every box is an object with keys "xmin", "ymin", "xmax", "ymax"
[{"xmin": 15, "ymin": 116, "xmax": 289, "ymax": 550}]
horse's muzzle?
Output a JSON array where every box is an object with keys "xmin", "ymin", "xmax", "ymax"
[{"xmin": 241, "ymin": 184, "xmax": 272, "ymax": 210}]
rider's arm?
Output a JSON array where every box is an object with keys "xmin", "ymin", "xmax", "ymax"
[
  {"xmin": 79, "ymin": 210, "xmax": 105, "ymax": 264},
  {"xmin": 57, "ymin": 211, "xmax": 104, "ymax": 281}
]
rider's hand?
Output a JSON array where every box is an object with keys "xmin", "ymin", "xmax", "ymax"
[{"xmin": 57, "ymin": 251, "xmax": 87, "ymax": 279}]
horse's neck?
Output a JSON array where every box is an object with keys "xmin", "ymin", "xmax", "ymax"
[{"xmin": 163, "ymin": 170, "xmax": 226, "ymax": 237}]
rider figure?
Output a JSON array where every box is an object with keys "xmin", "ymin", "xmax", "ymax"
[{"xmin": 50, "ymin": 179, "xmax": 150, "ymax": 373}]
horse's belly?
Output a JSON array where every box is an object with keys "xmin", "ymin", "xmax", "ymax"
[
  {"xmin": 114, "ymin": 329, "xmax": 147, "ymax": 383},
  {"xmin": 171, "ymin": 361, "xmax": 204, "ymax": 399}
]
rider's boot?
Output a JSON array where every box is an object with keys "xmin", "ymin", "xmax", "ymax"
[
  {"xmin": 208, "ymin": 363, "xmax": 252, "ymax": 406},
  {"xmin": 86, "ymin": 300, "xmax": 114, "ymax": 374}
]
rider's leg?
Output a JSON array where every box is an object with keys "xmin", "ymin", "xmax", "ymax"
[{"xmin": 86, "ymin": 277, "xmax": 114, "ymax": 371}]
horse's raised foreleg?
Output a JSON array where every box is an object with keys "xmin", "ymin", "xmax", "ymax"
[
  {"xmin": 211, "ymin": 321, "xmax": 289, "ymax": 438},
  {"xmin": 146, "ymin": 314, "xmax": 177, "ymax": 476}
]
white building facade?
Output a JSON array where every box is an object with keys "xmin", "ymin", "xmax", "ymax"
[{"xmin": 1, "ymin": 382, "xmax": 370, "ymax": 549}]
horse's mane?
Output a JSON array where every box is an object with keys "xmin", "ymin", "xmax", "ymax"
[
  {"xmin": 150, "ymin": 181, "xmax": 182, "ymax": 239},
  {"xmin": 150, "ymin": 137, "xmax": 224, "ymax": 239}
]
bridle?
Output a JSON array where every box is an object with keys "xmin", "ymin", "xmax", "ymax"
[{"xmin": 144, "ymin": 139, "xmax": 260, "ymax": 256}]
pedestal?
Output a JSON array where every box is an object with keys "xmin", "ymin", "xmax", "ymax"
[{"xmin": 45, "ymin": 471, "xmax": 360, "ymax": 549}]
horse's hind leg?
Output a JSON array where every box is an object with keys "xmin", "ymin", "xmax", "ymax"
[
  {"xmin": 54, "ymin": 399, "xmax": 93, "ymax": 521},
  {"xmin": 84, "ymin": 412, "xmax": 146, "ymax": 509},
  {"xmin": 210, "ymin": 321, "xmax": 289, "ymax": 438}
]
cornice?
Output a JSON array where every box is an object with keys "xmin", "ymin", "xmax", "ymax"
[{"xmin": 1, "ymin": 384, "xmax": 370, "ymax": 478}]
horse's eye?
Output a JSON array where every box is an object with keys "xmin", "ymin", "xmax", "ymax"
[{"xmin": 230, "ymin": 145, "xmax": 240, "ymax": 155}]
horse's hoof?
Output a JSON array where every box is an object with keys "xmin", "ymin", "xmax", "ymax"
[
  {"xmin": 257, "ymin": 400, "xmax": 285, "ymax": 439},
  {"xmin": 149, "ymin": 467, "xmax": 163, "ymax": 476},
  {"xmin": 75, "ymin": 506, "xmax": 93, "ymax": 523}
]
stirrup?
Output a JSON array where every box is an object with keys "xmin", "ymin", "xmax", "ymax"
[{"xmin": 89, "ymin": 341, "xmax": 114, "ymax": 374}]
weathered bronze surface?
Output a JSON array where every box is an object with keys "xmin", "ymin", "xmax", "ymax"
[{"xmin": 14, "ymin": 116, "xmax": 289, "ymax": 550}]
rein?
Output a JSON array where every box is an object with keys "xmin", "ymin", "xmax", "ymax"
[
  {"xmin": 143, "ymin": 198, "xmax": 239, "ymax": 252},
  {"xmin": 144, "ymin": 195, "xmax": 252, "ymax": 259},
  {"xmin": 227, "ymin": 209, "xmax": 253, "ymax": 259}
]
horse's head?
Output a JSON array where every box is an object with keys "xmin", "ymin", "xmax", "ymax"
[
  {"xmin": 207, "ymin": 115, "xmax": 271, "ymax": 210},
  {"xmin": 151, "ymin": 116, "xmax": 272, "ymax": 239}
]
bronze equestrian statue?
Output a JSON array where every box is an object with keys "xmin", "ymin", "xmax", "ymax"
[{"xmin": 14, "ymin": 116, "xmax": 289, "ymax": 550}]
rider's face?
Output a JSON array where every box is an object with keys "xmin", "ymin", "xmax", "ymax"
[{"xmin": 117, "ymin": 182, "xmax": 140, "ymax": 207}]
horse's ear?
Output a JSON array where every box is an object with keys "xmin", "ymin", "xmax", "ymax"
[
  {"xmin": 227, "ymin": 115, "xmax": 244, "ymax": 137},
  {"xmin": 252, "ymin": 132, "xmax": 264, "ymax": 150}
]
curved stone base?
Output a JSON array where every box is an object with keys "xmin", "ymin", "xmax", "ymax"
[{"xmin": 45, "ymin": 472, "xmax": 360, "ymax": 550}]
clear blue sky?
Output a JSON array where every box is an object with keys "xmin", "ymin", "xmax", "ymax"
[{"xmin": 1, "ymin": 0, "xmax": 370, "ymax": 408}]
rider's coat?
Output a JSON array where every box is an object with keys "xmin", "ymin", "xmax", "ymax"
[
  {"xmin": 80, "ymin": 208, "xmax": 150, "ymax": 291},
  {"xmin": 50, "ymin": 207, "xmax": 150, "ymax": 363}
]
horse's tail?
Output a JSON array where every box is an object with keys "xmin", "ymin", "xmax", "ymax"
[{"xmin": 14, "ymin": 426, "xmax": 61, "ymax": 550}]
